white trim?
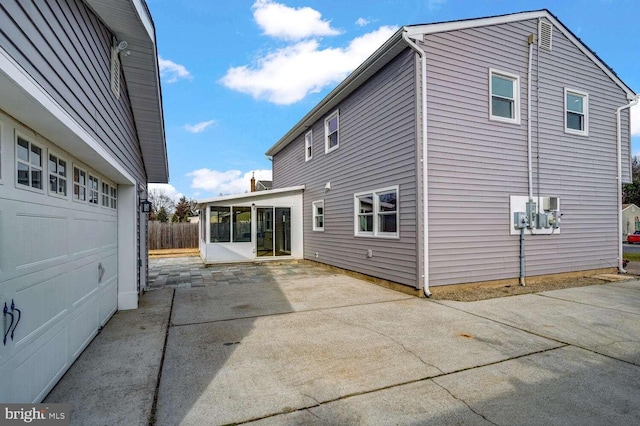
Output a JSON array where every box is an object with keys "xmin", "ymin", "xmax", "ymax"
[
  {"xmin": 0, "ymin": 119, "xmax": 4, "ymax": 184},
  {"xmin": 312, "ymin": 199, "xmax": 324, "ymax": 231},
  {"xmin": 324, "ymin": 110, "xmax": 340, "ymax": 154},
  {"xmin": 305, "ymin": 130, "xmax": 313, "ymax": 161},
  {"xmin": 72, "ymin": 164, "xmax": 88, "ymax": 203},
  {"xmin": 88, "ymin": 173, "xmax": 100, "ymax": 205},
  {"xmin": 564, "ymin": 87, "xmax": 589, "ymax": 136},
  {"xmin": 197, "ymin": 185, "xmax": 305, "ymax": 205},
  {"xmin": 353, "ymin": 185, "xmax": 400, "ymax": 239},
  {"xmin": 489, "ymin": 68, "xmax": 521, "ymax": 125},
  {"xmin": 15, "ymin": 130, "xmax": 45, "ymax": 193},
  {"xmin": 46, "ymin": 148, "xmax": 69, "ymax": 199}
]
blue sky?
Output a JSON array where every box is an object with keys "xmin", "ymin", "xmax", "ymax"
[{"xmin": 146, "ymin": 0, "xmax": 640, "ymax": 200}]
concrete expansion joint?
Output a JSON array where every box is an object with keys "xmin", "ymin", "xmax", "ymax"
[
  {"xmin": 431, "ymin": 379, "xmax": 499, "ymax": 426},
  {"xmin": 537, "ymin": 293, "xmax": 640, "ymax": 316},
  {"xmin": 148, "ymin": 288, "xmax": 175, "ymax": 425}
]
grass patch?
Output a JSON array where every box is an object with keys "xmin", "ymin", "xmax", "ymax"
[{"xmin": 623, "ymin": 252, "xmax": 640, "ymax": 262}]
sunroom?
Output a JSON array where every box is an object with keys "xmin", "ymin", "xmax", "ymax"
[{"xmin": 197, "ymin": 186, "xmax": 304, "ymax": 263}]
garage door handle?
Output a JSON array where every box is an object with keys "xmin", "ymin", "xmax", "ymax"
[
  {"xmin": 3, "ymin": 303, "xmax": 14, "ymax": 346},
  {"xmin": 10, "ymin": 300, "xmax": 21, "ymax": 341}
]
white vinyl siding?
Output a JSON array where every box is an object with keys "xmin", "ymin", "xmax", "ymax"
[
  {"xmin": 564, "ymin": 88, "xmax": 588, "ymax": 136},
  {"xmin": 354, "ymin": 186, "xmax": 399, "ymax": 238},
  {"xmin": 324, "ymin": 110, "xmax": 339, "ymax": 153},
  {"xmin": 312, "ymin": 200, "xmax": 324, "ymax": 231},
  {"xmin": 489, "ymin": 68, "xmax": 520, "ymax": 124},
  {"xmin": 305, "ymin": 130, "xmax": 313, "ymax": 161},
  {"xmin": 15, "ymin": 133, "xmax": 43, "ymax": 191}
]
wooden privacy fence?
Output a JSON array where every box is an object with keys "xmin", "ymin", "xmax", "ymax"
[{"xmin": 148, "ymin": 222, "xmax": 199, "ymax": 249}]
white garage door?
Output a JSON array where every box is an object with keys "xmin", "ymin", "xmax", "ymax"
[{"xmin": 0, "ymin": 129, "xmax": 119, "ymax": 403}]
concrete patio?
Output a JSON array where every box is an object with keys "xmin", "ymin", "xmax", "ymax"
[{"xmin": 46, "ymin": 257, "xmax": 640, "ymax": 425}]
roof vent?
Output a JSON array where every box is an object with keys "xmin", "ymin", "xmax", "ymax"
[
  {"xmin": 538, "ymin": 20, "xmax": 553, "ymax": 51},
  {"xmin": 110, "ymin": 42, "xmax": 121, "ymax": 99}
]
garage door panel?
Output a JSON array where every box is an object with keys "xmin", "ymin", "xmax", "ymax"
[
  {"xmin": 15, "ymin": 212, "xmax": 68, "ymax": 272},
  {"xmin": 100, "ymin": 217, "xmax": 118, "ymax": 249},
  {"xmin": 70, "ymin": 259, "xmax": 100, "ymax": 308},
  {"xmin": 70, "ymin": 213, "xmax": 102, "ymax": 257},
  {"xmin": 68, "ymin": 299, "xmax": 99, "ymax": 360},
  {"xmin": 14, "ymin": 272, "xmax": 68, "ymax": 348},
  {"xmin": 99, "ymin": 279, "xmax": 117, "ymax": 326},
  {"xmin": 9, "ymin": 323, "xmax": 68, "ymax": 403}
]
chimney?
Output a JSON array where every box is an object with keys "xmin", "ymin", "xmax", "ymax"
[{"xmin": 250, "ymin": 172, "xmax": 256, "ymax": 192}]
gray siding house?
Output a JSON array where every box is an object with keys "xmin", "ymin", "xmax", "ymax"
[
  {"xmin": 267, "ymin": 10, "xmax": 636, "ymax": 296},
  {"xmin": 0, "ymin": 0, "xmax": 166, "ymax": 402}
]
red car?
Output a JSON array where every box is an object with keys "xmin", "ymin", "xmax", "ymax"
[{"xmin": 627, "ymin": 231, "xmax": 640, "ymax": 244}]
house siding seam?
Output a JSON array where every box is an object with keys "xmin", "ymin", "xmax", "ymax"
[
  {"xmin": 0, "ymin": 0, "xmax": 145, "ymax": 184},
  {"xmin": 423, "ymin": 19, "xmax": 630, "ymax": 286},
  {"xmin": 274, "ymin": 49, "xmax": 419, "ymax": 287}
]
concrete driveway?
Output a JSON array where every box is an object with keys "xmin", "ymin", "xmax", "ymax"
[{"xmin": 46, "ymin": 257, "xmax": 640, "ymax": 425}]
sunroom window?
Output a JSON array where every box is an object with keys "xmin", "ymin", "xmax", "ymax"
[{"xmin": 210, "ymin": 206, "xmax": 231, "ymax": 243}]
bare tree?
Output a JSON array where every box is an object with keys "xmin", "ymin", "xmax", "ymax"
[{"xmin": 148, "ymin": 188, "xmax": 176, "ymax": 220}]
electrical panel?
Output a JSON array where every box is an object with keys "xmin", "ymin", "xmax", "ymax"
[{"xmin": 510, "ymin": 195, "xmax": 561, "ymax": 235}]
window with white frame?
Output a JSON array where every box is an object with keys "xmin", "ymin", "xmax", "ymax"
[
  {"xmin": 110, "ymin": 186, "xmax": 117, "ymax": 209},
  {"xmin": 48, "ymin": 152, "xmax": 67, "ymax": 197},
  {"xmin": 324, "ymin": 110, "xmax": 339, "ymax": 153},
  {"xmin": 73, "ymin": 165, "xmax": 87, "ymax": 201},
  {"xmin": 354, "ymin": 186, "xmax": 399, "ymax": 238},
  {"xmin": 564, "ymin": 88, "xmax": 588, "ymax": 135},
  {"xmin": 16, "ymin": 134, "xmax": 43, "ymax": 190},
  {"xmin": 312, "ymin": 200, "xmax": 324, "ymax": 231},
  {"xmin": 88, "ymin": 174, "xmax": 99, "ymax": 205},
  {"xmin": 489, "ymin": 69, "xmax": 520, "ymax": 124},
  {"xmin": 305, "ymin": 130, "xmax": 313, "ymax": 161},
  {"xmin": 102, "ymin": 182, "xmax": 110, "ymax": 206}
]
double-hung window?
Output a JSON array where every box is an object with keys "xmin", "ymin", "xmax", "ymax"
[
  {"xmin": 16, "ymin": 135, "xmax": 43, "ymax": 190},
  {"xmin": 564, "ymin": 88, "xmax": 588, "ymax": 136},
  {"xmin": 305, "ymin": 130, "xmax": 313, "ymax": 161},
  {"xmin": 73, "ymin": 165, "xmax": 87, "ymax": 201},
  {"xmin": 48, "ymin": 152, "xmax": 67, "ymax": 197},
  {"xmin": 312, "ymin": 200, "xmax": 324, "ymax": 231},
  {"xmin": 324, "ymin": 110, "xmax": 339, "ymax": 153},
  {"xmin": 489, "ymin": 69, "xmax": 520, "ymax": 124},
  {"xmin": 354, "ymin": 186, "xmax": 399, "ymax": 238}
]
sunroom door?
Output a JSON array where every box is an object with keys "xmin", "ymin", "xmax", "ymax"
[{"xmin": 256, "ymin": 207, "xmax": 290, "ymax": 257}]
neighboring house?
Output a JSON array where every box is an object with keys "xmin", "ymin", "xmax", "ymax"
[
  {"xmin": 0, "ymin": 0, "xmax": 167, "ymax": 402},
  {"xmin": 266, "ymin": 10, "xmax": 636, "ymax": 296},
  {"xmin": 622, "ymin": 204, "xmax": 640, "ymax": 235},
  {"xmin": 256, "ymin": 180, "xmax": 273, "ymax": 191}
]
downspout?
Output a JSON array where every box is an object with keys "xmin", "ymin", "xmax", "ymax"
[
  {"xmin": 616, "ymin": 95, "xmax": 639, "ymax": 273},
  {"xmin": 402, "ymin": 30, "xmax": 431, "ymax": 297}
]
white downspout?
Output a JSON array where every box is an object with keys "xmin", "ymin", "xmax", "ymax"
[
  {"xmin": 527, "ymin": 38, "xmax": 534, "ymax": 201},
  {"xmin": 402, "ymin": 30, "xmax": 431, "ymax": 297},
  {"xmin": 616, "ymin": 95, "xmax": 639, "ymax": 273}
]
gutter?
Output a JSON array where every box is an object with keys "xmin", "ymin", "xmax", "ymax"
[
  {"xmin": 402, "ymin": 30, "xmax": 431, "ymax": 297},
  {"xmin": 616, "ymin": 95, "xmax": 639, "ymax": 273}
]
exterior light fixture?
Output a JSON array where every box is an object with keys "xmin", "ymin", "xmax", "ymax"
[{"xmin": 140, "ymin": 199, "xmax": 152, "ymax": 213}]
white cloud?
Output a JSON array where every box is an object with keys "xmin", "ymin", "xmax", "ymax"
[
  {"xmin": 631, "ymin": 102, "xmax": 640, "ymax": 137},
  {"xmin": 147, "ymin": 183, "xmax": 183, "ymax": 201},
  {"xmin": 220, "ymin": 25, "xmax": 398, "ymax": 105},
  {"xmin": 428, "ymin": 0, "xmax": 447, "ymax": 11},
  {"xmin": 158, "ymin": 56, "xmax": 192, "ymax": 83},
  {"xmin": 355, "ymin": 17, "xmax": 371, "ymax": 27},
  {"xmin": 188, "ymin": 169, "xmax": 273, "ymax": 196},
  {"xmin": 252, "ymin": 0, "xmax": 340, "ymax": 40},
  {"xmin": 184, "ymin": 120, "xmax": 217, "ymax": 133}
]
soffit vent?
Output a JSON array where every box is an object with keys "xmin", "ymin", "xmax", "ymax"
[
  {"xmin": 538, "ymin": 20, "xmax": 553, "ymax": 51},
  {"xmin": 110, "ymin": 45, "xmax": 121, "ymax": 99}
]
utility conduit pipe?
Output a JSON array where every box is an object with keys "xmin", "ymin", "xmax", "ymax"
[
  {"xmin": 402, "ymin": 30, "xmax": 431, "ymax": 297},
  {"xmin": 617, "ymin": 95, "xmax": 640, "ymax": 273}
]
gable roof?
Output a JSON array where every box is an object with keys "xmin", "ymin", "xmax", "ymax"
[
  {"xmin": 266, "ymin": 9, "xmax": 635, "ymax": 157},
  {"xmin": 85, "ymin": 0, "xmax": 168, "ymax": 183},
  {"xmin": 623, "ymin": 203, "xmax": 639, "ymax": 212}
]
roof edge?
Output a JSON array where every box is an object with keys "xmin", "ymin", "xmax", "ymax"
[{"xmin": 196, "ymin": 185, "xmax": 306, "ymax": 206}]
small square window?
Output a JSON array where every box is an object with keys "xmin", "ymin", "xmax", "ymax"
[
  {"xmin": 102, "ymin": 182, "xmax": 110, "ymax": 206},
  {"xmin": 313, "ymin": 200, "xmax": 324, "ymax": 231},
  {"xmin": 110, "ymin": 186, "xmax": 117, "ymax": 209},
  {"xmin": 15, "ymin": 134, "xmax": 43, "ymax": 190},
  {"xmin": 489, "ymin": 69, "xmax": 520, "ymax": 124},
  {"xmin": 564, "ymin": 88, "xmax": 588, "ymax": 136},
  {"xmin": 305, "ymin": 130, "xmax": 313, "ymax": 161},
  {"xmin": 324, "ymin": 110, "xmax": 339, "ymax": 153},
  {"xmin": 354, "ymin": 186, "xmax": 399, "ymax": 238},
  {"xmin": 48, "ymin": 152, "xmax": 67, "ymax": 197},
  {"xmin": 88, "ymin": 175, "xmax": 99, "ymax": 205},
  {"xmin": 73, "ymin": 165, "xmax": 87, "ymax": 201}
]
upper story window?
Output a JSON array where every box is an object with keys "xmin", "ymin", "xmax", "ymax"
[
  {"xmin": 48, "ymin": 152, "xmax": 67, "ymax": 197},
  {"xmin": 489, "ymin": 69, "xmax": 520, "ymax": 124},
  {"xmin": 16, "ymin": 134, "xmax": 43, "ymax": 190},
  {"xmin": 325, "ymin": 110, "xmax": 339, "ymax": 153},
  {"xmin": 73, "ymin": 165, "xmax": 87, "ymax": 201},
  {"xmin": 313, "ymin": 200, "xmax": 324, "ymax": 231},
  {"xmin": 564, "ymin": 88, "xmax": 588, "ymax": 136},
  {"xmin": 354, "ymin": 186, "xmax": 399, "ymax": 238},
  {"xmin": 305, "ymin": 130, "xmax": 313, "ymax": 161}
]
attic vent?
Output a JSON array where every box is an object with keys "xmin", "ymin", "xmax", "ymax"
[
  {"xmin": 110, "ymin": 45, "xmax": 121, "ymax": 99},
  {"xmin": 538, "ymin": 20, "xmax": 553, "ymax": 51}
]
